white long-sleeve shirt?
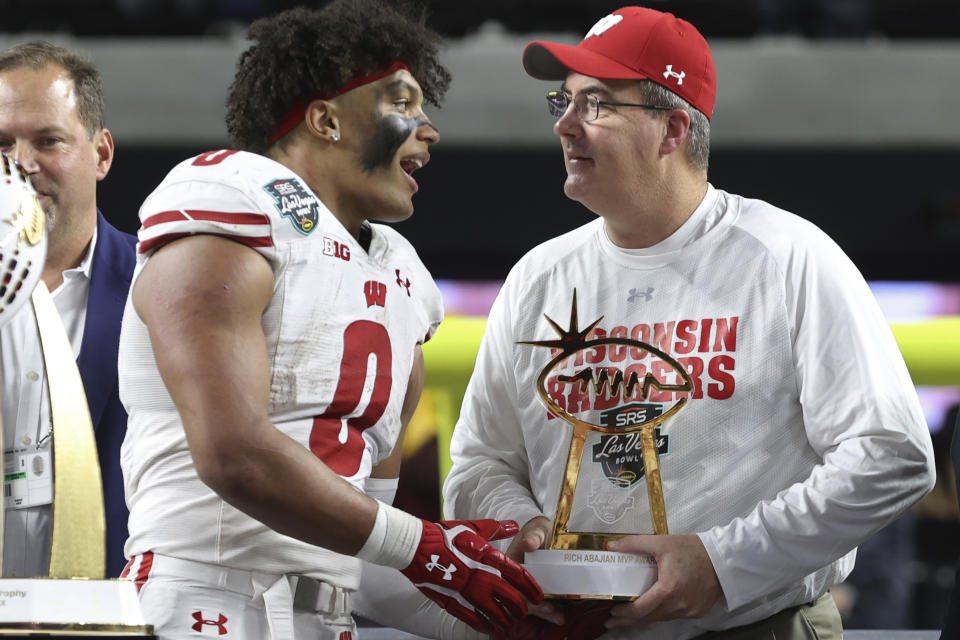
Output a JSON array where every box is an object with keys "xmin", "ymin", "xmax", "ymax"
[{"xmin": 443, "ymin": 184, "xmax": 935, "ymax": 638}]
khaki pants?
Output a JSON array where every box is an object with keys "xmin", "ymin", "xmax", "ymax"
[{"xmin": 695, "ymin": 593, "xmax": 842, "ymax": 640}]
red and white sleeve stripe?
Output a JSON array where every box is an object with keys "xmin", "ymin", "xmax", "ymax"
[{"xmin": 138, "ymin": 209, "xmax": 273, "ymax": 256}]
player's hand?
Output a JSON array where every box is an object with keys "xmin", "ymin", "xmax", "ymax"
[
  {"xmin": 605, "ymin": 534, "xmax": 721, "ymax": 625},
  {"xmin": 492, "ymin": 600, "xmax": 614, "ymax": 640},
  {"xmin": 400, "ymin": 519, "xmax": 545, "ymax": 633}
]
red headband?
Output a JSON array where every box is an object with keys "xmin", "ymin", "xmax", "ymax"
[{"xmin": 268, "ymin": 61, "xmax": 410, "ymax": 146}]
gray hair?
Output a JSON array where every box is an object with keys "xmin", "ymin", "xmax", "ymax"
[{"xmin": 637, "ymin": 80, "xmax": 710, "ymax": 172}]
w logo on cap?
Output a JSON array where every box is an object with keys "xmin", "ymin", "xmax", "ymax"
[{"xmin": 584, "ymin": 13, "xmax": 623, "ymax": 39}]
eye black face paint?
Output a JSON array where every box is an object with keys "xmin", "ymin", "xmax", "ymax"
[{"xmin": 360, "ymin": 113, "xmax": 426, "ymax": 172}]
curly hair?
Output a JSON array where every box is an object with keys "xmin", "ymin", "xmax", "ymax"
[{"xmin": 226, "ymin": 0, "xmax": 451, "ymax": 154}]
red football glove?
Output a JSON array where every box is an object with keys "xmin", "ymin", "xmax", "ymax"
[
  {"xmin": 493, "ymin": 600, "xmax": 615, "ymax": 640},
  {"xmin": 400, "ymin": 519, "xmax": 544, "ymax": 633}
]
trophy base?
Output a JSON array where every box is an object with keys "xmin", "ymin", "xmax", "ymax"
[
  {"xmin": 0, "ymin": 579, "xmax": 153, "ymax": 636},
  {"xmin": 524, "ymin": 549, "xmax": 657, "ymax": 600}
]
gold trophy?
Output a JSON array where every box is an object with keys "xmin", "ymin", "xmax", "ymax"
[
  {"xmin": 0, "ymin": 154, "xmax": 153, "ymax": 636},
  {"xmin": 519, "ymin": 291, "xmax": 693, "ymax": 599}
]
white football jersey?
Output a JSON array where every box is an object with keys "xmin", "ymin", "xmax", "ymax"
[
  {"xmin": 119, "ymin": 149, "xmax": 442, "ymax": 588},
  {"xmin": 444, "ymin": 184, "xmax": 934, "ymax": 638}
]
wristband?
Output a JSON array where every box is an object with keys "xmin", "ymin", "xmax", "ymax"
[{"xmin": 355, "ymin": 499, "xmax": 422, "ymax": 569}]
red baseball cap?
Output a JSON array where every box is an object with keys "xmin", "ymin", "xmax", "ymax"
[{"xmin": 522, "ymin": 6, "xmax": 716, "ymax": 119}]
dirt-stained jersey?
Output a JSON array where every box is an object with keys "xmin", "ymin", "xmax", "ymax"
[{"xmin": 119, "ymin": 149, "xmax": 442, "ymax": 588}]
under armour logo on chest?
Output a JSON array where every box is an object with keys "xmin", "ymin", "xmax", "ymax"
[
  {"xmin": 425, "ymin": 554, "xmax": 457, "ymax": 580},
  {"xmin": 395, "ymin": 269, "xmax": 411, "ymax": 296},
  {"xmin": 191, "ymin": 611, "xmax": 228, "ymax": 635},
  {"xmin": 663, "ymin": 65, "xmax": 685, "ymax": 85}
]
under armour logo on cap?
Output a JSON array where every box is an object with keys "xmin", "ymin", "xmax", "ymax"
[
  {"xmin": 584, "ymin": 13, "xmax": 623, "ymax": 39},
  {"xmin": 663, "ymin": 65, "xmax": 685, "ymax": 85}
]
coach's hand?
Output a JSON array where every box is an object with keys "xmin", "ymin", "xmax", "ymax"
[
  {"xmin": 504, "ymin": 516, "xmax": 551, "ymax": 564},
  {"xmin": 605, "ymin": 534, "xmax": 721, "ymax": 625},
  {"xmin": 400, "ymin": 519, "xmax": 544, "ymax": 633},
  {"xmin": 502, "ymin": 516, "xmax": 563, "ymax": 625}
]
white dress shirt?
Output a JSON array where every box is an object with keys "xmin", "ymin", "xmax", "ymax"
[{"xmin": 1, "ymin": 229, "xmax": 96, "ymax": 577}]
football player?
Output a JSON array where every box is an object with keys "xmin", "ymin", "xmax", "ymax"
[{"xmin": 117, "ymin": 2, "xmax": 541, "ymax": 638}]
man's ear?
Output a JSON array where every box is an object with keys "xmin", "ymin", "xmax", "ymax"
[
  {"xmin": 304, "ymin": 99, "xmax": 340, "ymax": 144},
  {"xmin": 659, "ymin": 108, "xmax": 691, "ymax": 158},
  {"xmin": 94, "ymin": 128, "xmax": 114, "ymax": 181}
]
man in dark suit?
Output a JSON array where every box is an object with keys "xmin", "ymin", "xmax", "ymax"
[{"xmin": 0, "ymin": 41, "xmax": 136, "ymax": 577}]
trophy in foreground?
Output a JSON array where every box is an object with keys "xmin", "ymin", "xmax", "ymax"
[
  {"xmin": 519, "ymin": 291, "xmax": 693, "ymax": 600},
  {"xmin": 0, "ymin": 153, "xmax": 153, "ymax": 636}
]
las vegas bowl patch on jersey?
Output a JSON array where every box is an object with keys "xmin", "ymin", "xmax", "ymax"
[{"xmin": 263, "ymin": 178, "xmax": 320, "ymax": 235}]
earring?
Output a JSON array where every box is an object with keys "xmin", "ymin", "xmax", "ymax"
[{"xmin": 331, "ymin": 132, "xmax": 340, "ymax": 142}]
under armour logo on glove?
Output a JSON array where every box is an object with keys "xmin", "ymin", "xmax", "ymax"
[
  {"xmin": 191, "ymin": 611, "xmax": 228, "ymax": 635},
  {"xmin": 425, "ymin": 553, "xmax": 457, "ymax": 580},
  {"xmin": 400, "ymin": 519, "xmax": 544, "ymax": 634}
]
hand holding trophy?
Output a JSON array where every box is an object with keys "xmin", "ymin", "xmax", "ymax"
[{"xmin": 519, "ymin": 290, "xmax": 693, "ymax": 600}]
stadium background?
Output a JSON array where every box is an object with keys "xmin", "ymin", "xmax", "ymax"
[{"xmin": 3, "ymin": 0, "xmax": 960, "ymax": 628}]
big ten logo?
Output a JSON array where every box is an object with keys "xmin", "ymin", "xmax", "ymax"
[{"xmin": 322, "ymin": 237, "xmax": 351, "ymax": 261}]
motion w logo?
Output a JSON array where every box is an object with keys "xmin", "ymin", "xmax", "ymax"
[
  {"xmin": 191, "ymin": 611, "xmax": 228, "ymax": 635},
  {"xmin": 585, "ymin": 13, "xmax": 623, "ymax": 39},
  {"xmin": 364, "ymin": 281, "xmax": 386, "ymax": 307}
]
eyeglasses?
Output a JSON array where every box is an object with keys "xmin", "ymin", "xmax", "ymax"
[{"xmin": 546, "ymin": 90, "xmax": 673, "ymax": 122}]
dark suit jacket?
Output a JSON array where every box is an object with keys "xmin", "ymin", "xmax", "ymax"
[{"xmin": 76, "ymin": 212, "xmax": 136, "ymax": 577}]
